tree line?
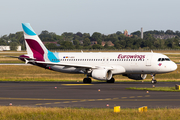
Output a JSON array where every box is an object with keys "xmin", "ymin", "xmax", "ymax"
[{"xmin": 0, "ymin": 29, "xmax": 180, "ymax": 50}]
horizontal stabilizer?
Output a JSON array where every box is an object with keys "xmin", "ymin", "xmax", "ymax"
[{"xmin": 5, "ymin": 56, "xmax": 36, "ymax": 60}]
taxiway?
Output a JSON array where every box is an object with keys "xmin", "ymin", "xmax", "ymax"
[{"xmin": 0, "ymin": 82, "xmax": 179, "ymax": 108}]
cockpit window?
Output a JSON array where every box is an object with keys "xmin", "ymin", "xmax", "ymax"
[
  {"xmin": 165, "ymin": 58, "xmax": 170, "ymax": 61},
  {"xmin": 158, "ymin": 58, "xmax": 170, "ymax": 61}
]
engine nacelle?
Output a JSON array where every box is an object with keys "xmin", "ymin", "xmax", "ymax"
[
  {"xmin": 91, "ymin": 68, "xmax": 112, "ymax": 80},
  {"xmin": 123, "ymin": 74, "xmax": 147, "ymax": 80}
]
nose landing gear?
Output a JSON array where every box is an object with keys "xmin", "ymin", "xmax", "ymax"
[{"xmin": 151, "ymin": 74, "xmax": 157, "ymax": 84}]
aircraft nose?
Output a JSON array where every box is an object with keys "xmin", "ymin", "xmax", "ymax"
[{"xmin": 171, "ymin": 62, "xmax": 177, "ymax": 71}]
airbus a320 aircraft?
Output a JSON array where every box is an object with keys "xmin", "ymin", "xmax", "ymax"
[{"xmin": 17, "ymin": 23, "xmax": 177, "ymax": 84}]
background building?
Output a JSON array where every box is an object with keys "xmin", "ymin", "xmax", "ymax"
[
  {"xmin": 0, "ymin": 46, "xmax": 21, "ymax": 51},
  {"xmin": 124, "ymin": 30, "xmax": 132, "ymax": 37}
]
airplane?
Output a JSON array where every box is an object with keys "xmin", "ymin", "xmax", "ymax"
[{"xmin": 16, "ymin": 23, "xmax": 177, "ymax": 84}]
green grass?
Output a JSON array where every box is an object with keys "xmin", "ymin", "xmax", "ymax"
[
  {"xmin": 0, "ymin": 61, "xmax": 24, "ymax": 63},
  {"xmin": 1, "ymin": 52, "xmax": 180, "ymax": 82},
  {"xmin": 0, "ymin": 106, "xmax": 179, "ymax": 120},
  {"xmin": 0, "ymin": 65, "xmax": 180, "ymax": 82},
  {"xmin": 126, "ymin": 87, "xmax": 180, "ymax": 92}
]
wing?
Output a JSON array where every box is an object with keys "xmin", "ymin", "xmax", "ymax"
[{"xmin": 35, "ymin": 61, "xmax": 95, "ymax": 69}]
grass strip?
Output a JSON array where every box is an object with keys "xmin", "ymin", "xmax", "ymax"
[
  {"xmin": 126, "ymin": 87, "xmax": 180, "ymax": 92},
  {"xmin": 1, "ymin": 78, "xmax": 180, "ymax": 82},
  {"xmin": 0, "ymin": 65, "xmax": 180, "ymax": 82},
  {"xmin": 0, "ymin": 61, "xmax": 24, "ymax": 63},
  {"xmin": 0, "ymin": 106, "xmax": 180, "ymax": 120}
]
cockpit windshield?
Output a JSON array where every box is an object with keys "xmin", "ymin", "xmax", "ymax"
[{"xmin": 158, "ymin": 58, "xmax": 170, "ymax": 61}]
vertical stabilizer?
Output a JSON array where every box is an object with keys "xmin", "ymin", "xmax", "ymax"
[{"xmin": 22, "ymin": 23, "xmax": 48, "ymax": 61}]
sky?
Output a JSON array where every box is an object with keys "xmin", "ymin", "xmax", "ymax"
[{"xmin": 0, "ymin": 0, "xmax": 180, "ymax": 36}]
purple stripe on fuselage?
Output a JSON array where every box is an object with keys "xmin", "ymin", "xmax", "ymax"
[{"xmin": 26, "ymin": 39, "xmax": 45, "ymax": 61}]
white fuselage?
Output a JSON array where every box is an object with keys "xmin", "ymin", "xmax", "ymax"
[{"xmin": 46, "ymin": 52, "xmax": 177, "ymax": 75}]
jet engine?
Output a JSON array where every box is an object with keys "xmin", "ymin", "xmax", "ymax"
[
  {"xmin": 123, "ymin": 74, "xmax": 147, "ymax": 80},
  {"xmin": 91, "ymin": 68, "xmax": 112, "ymax": 80}
]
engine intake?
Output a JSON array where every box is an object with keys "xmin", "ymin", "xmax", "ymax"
[{"xmin": 91, "ymin": 68, "xmax": 112, "ymax": 80}]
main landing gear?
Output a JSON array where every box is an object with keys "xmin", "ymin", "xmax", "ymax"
[
  {"xmin": 107, "ymin": 77, "xmax": 115, "ymax": 83},
  {"xmin": 83, "ymin": 78, "xmax": 92, "ymax": 83},
  {"xmin": 151, "ymin": 74, "xmax": 157, "ymax": 84},
  {"xmin": 83, "ymin": 77, "xmax": 115, "ymax": 83}
]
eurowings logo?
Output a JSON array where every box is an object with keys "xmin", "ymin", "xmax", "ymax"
[
  {"xmin": 158, "ymin": 63, "xmax": 162, "ymax": 66},
  {"xmin": 117, "ymin": 54, "xmax": 145, "ymax": 59}
]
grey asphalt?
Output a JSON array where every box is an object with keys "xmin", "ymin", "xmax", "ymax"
[{"xmin": 0, "ymin": 81, "xmax": 180, "ymax": 108}]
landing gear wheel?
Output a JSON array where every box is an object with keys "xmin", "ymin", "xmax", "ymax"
[
  {"xmin": 151, "ymin": 74, "xmax": 157, "ymax": 84},
  {"xmin": 151, "ymin": 80, "xmax": 157, "ymax": 84},
  {"xmin": 107, "ymin": 78, "xmax": 115, "ymax": 83},
  {"xmin": 83, "ymin": 78, "xmax": 92, "ymax": 83}
]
